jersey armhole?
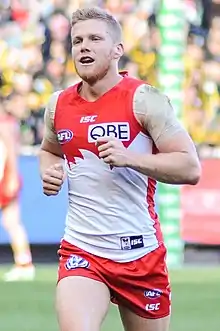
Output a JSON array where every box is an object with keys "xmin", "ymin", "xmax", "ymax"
[
  {"xmin": 132, "ymin": 84, "xmax": 152, "ymax": 139},
  {"xmin": 49, "ymin": 90, "xmax": 63, "ymax": 132}
]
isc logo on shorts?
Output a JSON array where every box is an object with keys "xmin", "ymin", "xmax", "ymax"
[
  {"xmin": 146, "ymin": 303, "xmax": 160, "ymax": 311},
  {"xmin": 88, "ymin": 122, "xmax": 130, "ymax": 143},
  {"xmin": 65, "ymin": 254, "xmax": 90, "ymax": 270}
]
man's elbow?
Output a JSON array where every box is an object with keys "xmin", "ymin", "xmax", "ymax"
[{"xmin": 186, "ymin": 159, "xmax": 202, "ymax": 185}]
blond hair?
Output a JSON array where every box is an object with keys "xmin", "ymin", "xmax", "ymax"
[{"xmin": 71, "ymin": 7, "xmax": 122, "ymax": 43}]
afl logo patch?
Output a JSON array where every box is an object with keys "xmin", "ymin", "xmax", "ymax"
[
  {"xmin": 65, "ymin": 255, "xmax": 90, "ymax": 270},
  {"xmin": 57, "ymin": 129, "xmax": 73, "ymax": 144},
  {"xmin": 144, "ymin": 289, "xmax": 163, "ymax": 299}
]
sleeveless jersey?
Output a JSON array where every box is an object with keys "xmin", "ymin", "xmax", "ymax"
[{"xmin": 53, "ymin": 76, "xmax": 164, "ymax": 262}]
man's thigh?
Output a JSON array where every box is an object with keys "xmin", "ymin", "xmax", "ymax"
[
  {"xmin": 119, "ymin": 306, "xmax": 170, "ymax": 331},
  {"xmin": 56, "ymin": 276, "xmax": 110, "ymax": 331},
  {"xmin": 108, "ymin": 244, "xmax": 171, "ymax": 323},
  {"xmin": 57, "ymin": 240, "xmax": 111, "ymax": 331},
  {"xmin": 117, "ymin": 245, "xmax": 171, "ymax": 331}
]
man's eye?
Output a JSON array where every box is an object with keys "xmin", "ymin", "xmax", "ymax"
[
  {"xmin": 73, "ymin": 40, "xmax": 81, "ymax": 45},
  {"xmin": 92, "ymin": 36, "xmax": 100, "ymax": 41}
]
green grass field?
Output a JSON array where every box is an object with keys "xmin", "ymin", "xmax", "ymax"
[{"xmin": 0, "ymin": 266, "xmax": 219, "ymax": 331}]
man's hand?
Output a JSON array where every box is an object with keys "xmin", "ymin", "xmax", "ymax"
[
  {"xmin": 41, "ymin": 163, "xmax": 65, "ymax": 196},
  {"xmin": 97, "ymin": 137, "xmax": 130, "ymax": 167}
]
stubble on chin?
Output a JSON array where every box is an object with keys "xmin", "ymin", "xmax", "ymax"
[{"xmin": 75, "ymin": 64, "xmax": 110, "ymax": 85}]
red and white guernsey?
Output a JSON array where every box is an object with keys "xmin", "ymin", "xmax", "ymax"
[{"xmin": 45, "ymin": 74, "xmax": 181, "ymax": 262}]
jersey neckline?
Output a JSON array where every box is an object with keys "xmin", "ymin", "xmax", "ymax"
[{"xmin": 74, "ymin": 71, "xmax": 128, "ymax": 104}]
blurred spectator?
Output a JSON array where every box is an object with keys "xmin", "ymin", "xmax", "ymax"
[{"xmin": 0, "ymin": 0, "xmax": 220, "ymax": 151}]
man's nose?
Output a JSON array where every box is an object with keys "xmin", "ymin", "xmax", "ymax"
[{"xmin": 80, "ymin": 39, "xmax": 91, "ymax": 52}]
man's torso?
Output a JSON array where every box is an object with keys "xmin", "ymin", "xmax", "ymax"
[{"xmin": 48, "ymin": 76, "xmax": 166, "ymax": 261}]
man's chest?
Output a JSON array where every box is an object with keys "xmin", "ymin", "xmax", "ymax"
[{"xmin": 55, "ymin": 106, "xmax": 133, "ymax": 155}]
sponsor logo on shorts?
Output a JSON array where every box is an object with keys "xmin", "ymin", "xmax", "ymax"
[
  {"xmin": 144, "ymin": 289, "xmax": 163, "ymax": 299},
  {"xmin": 65, "ymin": 255, "xmax": 90, "ymax": 270},
  {"xmin": 88, "ymin": 122, "xmax": 130, "ymax": 143},
  {"xmin": 146, "ymin": 303, "xmax": 160, "ymax": 311},
  {"xmin": 57, "ymin": 129, "xmax": 73, "ymax": 144},
  {"xmin": 120, "ymin": 235, "xmax": 144, "ymax": 250}
]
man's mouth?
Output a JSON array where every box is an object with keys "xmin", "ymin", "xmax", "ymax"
[{"xmin": 79, "ymin": 56, "xmax": 95, "ymax": 65}]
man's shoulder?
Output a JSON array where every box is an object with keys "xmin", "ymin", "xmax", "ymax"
[
  {"xmin": 121, "ymin": 76, "xmax": 162, "ymax": 101},
  {"xmin": 121, "ymin": 74, "xmax": 146, "ymax": 89},
  {"xmin": 54, "ymin": 82, "xmax": 81, "ymax": 105},
  {"xmin": 48, "ymin": 84, "xmax": 76, "ymax": 107},
  {"xmin": 60, "ymin": 84, "xmax": 77, "ymax": 96},
  {"xmin": 47, "ymin": 90, "xmax": 63, "ymax": 111},
  {"xmin": 133, "ymin": 83, "xmax": 170, "ymax": 115},
  {"xmin": 134, "ymin": 83, "xmax": 163, "ymax": 97}
]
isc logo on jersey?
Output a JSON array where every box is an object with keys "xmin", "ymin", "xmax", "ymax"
[
  {"xmin": 88, "ymin": 122, "xmax": 130, "ymax": 143},
  {"xmin": 80, "ymin": 115, "xmax": 97, "ymax": 123}
]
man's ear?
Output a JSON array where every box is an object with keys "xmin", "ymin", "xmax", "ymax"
[{"xmin": 113, "ymin": 43, "xmax": 124, "ymax": 59}]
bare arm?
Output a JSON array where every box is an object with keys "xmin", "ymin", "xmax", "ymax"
[
  {"xmin": 128, "ymin": 85, "xmax": 201, "ymax": 185},
  {"xmin": 39, "ymin": 91, "xmax": 63, "ymax": 177}
]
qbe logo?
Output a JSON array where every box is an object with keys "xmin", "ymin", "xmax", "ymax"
[{"xmin": 88, "ymin": 122, "xmax": 130, "ymax": 143}]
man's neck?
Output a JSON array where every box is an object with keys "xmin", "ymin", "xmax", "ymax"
[{"xmin": 80, "ymin": 71, "xmax": 123, "ymax": 102}]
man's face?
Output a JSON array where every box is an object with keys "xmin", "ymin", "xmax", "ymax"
[{"xmin": 71, "ymin": 19, "xmax": 121, "ymax": 84}]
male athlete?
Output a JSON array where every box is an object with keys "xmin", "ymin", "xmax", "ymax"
[
  {"xmin": 39, "ymin": 7, "xmax": 201, "ymax": 331},
  {"xmin": 0, "ymin": 109, "xmax": 35, "ymax": 281}
]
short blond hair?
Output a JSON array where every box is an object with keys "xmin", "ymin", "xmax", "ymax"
[{"xmin": 71, "ymin": 7, "xmax": 122, "ymax": 43}]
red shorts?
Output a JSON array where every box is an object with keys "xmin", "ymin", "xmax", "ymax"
[{"xmin": 58, "ymin": 240, "xmax": 171, "ymax": 319}]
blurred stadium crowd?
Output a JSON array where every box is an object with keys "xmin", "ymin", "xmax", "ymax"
[{"xmin": 0, "ymin": 0, "xmax": 220, "ymax": 148}]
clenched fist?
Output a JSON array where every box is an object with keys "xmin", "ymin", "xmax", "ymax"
[
  {"xmin": 97, "ymin": 137, "xmax": 131, "ymax": 167},
  {"xmin": 41, "ymin": 163, "xmax": 65, "ymax": 196}
]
